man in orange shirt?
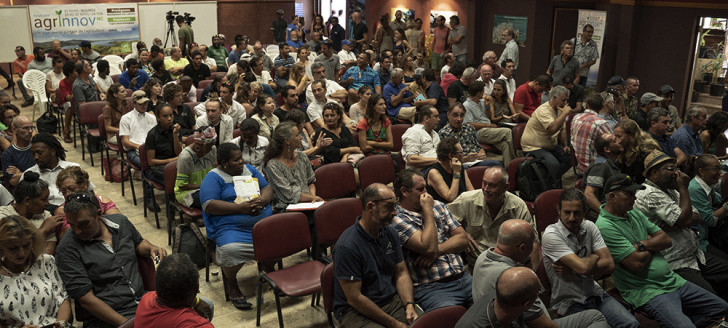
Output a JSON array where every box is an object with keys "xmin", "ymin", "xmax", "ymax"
[{"xmin": 12, "ymin": 45, "xmax": 35, "ymax": 107}]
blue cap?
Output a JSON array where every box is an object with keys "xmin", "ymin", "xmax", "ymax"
[{"xmin": 342, "ymin": 39, "xmax": 352, "ymax": 46}]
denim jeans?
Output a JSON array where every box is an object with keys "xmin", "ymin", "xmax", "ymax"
[
  {"xmin": 524, "ymin": 146, "xmax": 571, "ymax": 187},
  {"xmin": 127, "ymin": 149, "xmax": 141, "ymax": 167},
  {"xmin": 413, "ymin": 272, "xmax": 473, "ymax": 312},
  {"xmin": 564, "ymin": 294, "xmax": 640, "ymax": 328},
  {"xmin": 638, "ymin": 281, "xmax": 728, "ymax": 328}
]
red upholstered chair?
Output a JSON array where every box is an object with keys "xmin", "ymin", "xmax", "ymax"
[
  {"xmin": 320, "ymin": 262, "xmax": 336, "ymax": 328},
  {"xmin": 137, "ymin": 253, "xmax": 156, "ymax": 291},
  {"xmin": 536, "ymin": 260, "xmax": 552, "ymax": 309},
  {"xmin": 211, "ymin": 71, "xmax": 227, "ymax": 80},
  {"xmin": 124, "ymin": 88, "xmax": 133, "ymax": 97},
  {"xmin": 198, "ymin": 79, "xmax": 213, "ymax": 91},
  {"xmin": 506, "ymin": 157, "xmax": 527, "ymax": 193},
  {"xmin": 253, "ymin": 212, "xmax": 325, "ymax": 327},
  {"xmin": 184, "ymin": 102, "xmax": 200, "ymax": 111},
  {"xmin": 534, "ymin": 189, "xmax": 565, "ymax": 237},
  {"xmin": 110, "ymin": 74, "xmax": 120, "ymax": 83},
  {"xmin": 722, "ymin": 173, "xmax": 728, "ymax": 202},
  {"xmin": 314, "ymin": 163, "xmax": 357, "ymax": 199},
  {"xmin": 139, "ymin": 144, "xmax": 165, "ymax": 228},
  {"xmin": 409, "ymin": 305, "xmax": 467, "ymax": 328},
  {"xmin": 78, "ymin": 101, "xmax": 105, "ymax": 166},
  {"xmin": 315, "ymin": 198, "xmax": 361, "ymax": 257},
  {"xmin": 164, "ymin": 161, "xmax": 202, "ymax": 245},
  {"xmin": 466, "ymin": 165, "xmax": 488, "ymax": 189},
  {"xmin": 512, "ymin": 122, "xmax": 527, "ymax": 153},
  {"xmin": 358, "ymin": 154, "xmax": 396, "ymax": 190}
]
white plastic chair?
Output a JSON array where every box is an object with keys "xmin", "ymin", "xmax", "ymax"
[
  {"xmin": 103, "ymin": 55, "xmax": 125, "ymax": 71},
  {"xmin": 289, "ymin": 53, "xmax": 298, "ymax": 61},
  {"xmin": 268, "ymin": 54, "xmax": 278, "ymax": 64},
  {"xmin": 109, "ymin": 65, "xmax": 122, "ymax": 76},
  {"xmin": 266, "ymin": 45, "xmax": 279, "ymax": 54},
  {"xmin": 21, "ymin": 69, "xmax": 48, "ymax": 122}
]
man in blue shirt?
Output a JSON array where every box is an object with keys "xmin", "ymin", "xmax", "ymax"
[
  {"xmin": 118, "ymin": 58, "xmax": 149, "ymax": 91},
  {"xmin": 413, "ymin": 68, "xmax": 449, "ymax": 130},
  {"xmin": 646, "ymin": 107, "xmax": 686, "ymax": 166},
  {"xmin": 226, "ymin": 35, "xmax": 247, "ymax": 67},
  {"xmin": 341, "ymin": 52, "xmax": 382, "ymax": 99},
  {"xmin": 671, "ymin": 105, "xmax": 706, "ymax": 157},
  {"xmin": 274, "ymin": 43, "xmax": 295, "ymax": 89},
  {"xmin": 333, "ymin": 183, "xmax": 417, "ymax": 328},
  {"xmin": 383, "ymin": 68, "xmax": 416, "ymax": 122}
]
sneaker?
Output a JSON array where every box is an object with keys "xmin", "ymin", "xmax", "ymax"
[{"xmin": 21, "ymin": 97, "xmax": 34, "ymax": 107}]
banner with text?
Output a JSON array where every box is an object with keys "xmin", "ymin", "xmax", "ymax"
[{"xmin": 30, "ymin": 3, "xmax": 139, "ymax": 54}]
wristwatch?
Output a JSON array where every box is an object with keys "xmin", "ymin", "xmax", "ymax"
[
  {"xmin": 453, "ymin": 173, "xmax": 461, "ymax": 179},
  {"xmin": 637, "ymin": 242, "xmax": 647, "ymax": 252}
]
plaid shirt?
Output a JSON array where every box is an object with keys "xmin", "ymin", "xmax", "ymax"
[
  {"xmin": 570, "ymin": 109, "xmax": 612, "ymax": 174},
  {"xmin": 392, "ymin": 202, "xmax": 465, "ymax": 285},
  {"xmin": 438, "ymin": 123, "xmax": 480, "ymax": 154}
]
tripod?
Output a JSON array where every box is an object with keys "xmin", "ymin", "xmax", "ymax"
[{"xmin": 164, "ymin": 19, "xmax": 177, "ymax": 48}]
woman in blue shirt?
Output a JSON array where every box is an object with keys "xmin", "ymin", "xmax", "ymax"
[{"xmin": 200, "ymin": 142, "xmax": 273, "ymax": 310}]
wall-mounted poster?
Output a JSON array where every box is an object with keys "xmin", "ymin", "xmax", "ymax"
[
  {"xmin": 493, "ymin": 15, "xmax": 528, "ymax": 46},
  {"xmin": 430, "ymin": 10, "xmax": 458, "ymax": 33},
  {"xmin": 29, "ymin": 3, "xmax": 139, "ymax": 54}
]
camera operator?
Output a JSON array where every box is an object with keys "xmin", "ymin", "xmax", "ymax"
[{"xmin": 177, "ymin": 15, "xmax": 195, "ymax": 58}]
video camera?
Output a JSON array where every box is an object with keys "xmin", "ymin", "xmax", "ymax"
[
  {"xmin": 166, "ymin": 11, "xmax": 179, "ymax": 24},
  {"xmin": 184, "ymin": 12, "xmax": 196, "ymax": 26}
]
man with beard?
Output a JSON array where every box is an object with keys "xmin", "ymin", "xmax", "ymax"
[{"xmin": 583, "ymin": 132, "xmax": 622, "ymax": 221}]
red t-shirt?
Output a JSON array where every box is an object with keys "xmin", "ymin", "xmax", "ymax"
[
  {"xmin": 513, "ymin": 82, "xmax": 541, "ymax": 117},
  {"xmin": 134, "ymin": 292, "xmax": 214, "ymax": 328},
  {"xmin": 57, "ymin": 78, "xmax": 74, "ymax": 106}
]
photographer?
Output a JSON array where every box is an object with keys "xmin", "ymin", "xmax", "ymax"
[{"xmin": 177, "ymin": 14, "xmax": 195, "ymax": 58}]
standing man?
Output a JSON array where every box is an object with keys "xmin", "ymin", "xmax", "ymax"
[
  {"xmin": 118, "ymin": 58, "xmax": 150, "ymax": 91},
  {"xmin": 390, "ymin": 10, "xmax": 407, "ymax": 32},
  {"xmin": 622, "ymin": 77, "xmax": 640, "ymax": 119},
  {"xmin": 314, "ymin": 40, "xmax": 341, "ymax": 81},
  {"xmin": 208, "ymin": 34, "xmax": 229, "ymax": 72},
  {"xmin": 596, "ymin": 173, "xmax": 728, "ymax": 327},
  {"xmin": 498, "ymin": 59, "xmax": 516, "ymax": 102},
  {"xmin": 499, "ymin": 29, "xmax": 519, "ymax": 69},
  {"xmin": 547, "ymin": 40, "xmax": 580, "ymax": 85},
  {"xmin": 448, "ymin": 16, "xmax": 467, "ymax": 64},
  {"xmin": 392, "ymin": 169, "xmax": 474, "ymax": 312},
  {"xmin": 271, "ymin": 9, "xmax": 287, "ymax": 44},
  {"xmin": 333, "ymin": 184, "xmax": 418, "ymax": 328},
  {"xmin": 329, "ymin": 17, "xmax": 346, "ymax": 52},
  {"xmin": 571, "ymin": 24, "xmax": 600, "ymax": 87},
  {"xmin": 176, "ymin": 15, "xmax": 195, "ymax": 58},
  {"xmin": 430, "ymin": 16, "xmax": 450, "ymax": 72},
  {"xmin": 671, "ymin": 105, "xmax": 706, "ymax": 157},
  {"xmin": 570, "ymin": 93, "xmax": 612, "ymax": 175},
  {"xmin": 352, "ymin": 11, "xmax": 369, "ymax": 52},
  {"xmin": 542, "ymin": 189, "xmax": 639, "ymax": 327}
]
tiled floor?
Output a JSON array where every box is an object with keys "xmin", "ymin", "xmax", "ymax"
[{"xmin": 8, "ymin": 90, "xmax": 330, "ymax": 328}]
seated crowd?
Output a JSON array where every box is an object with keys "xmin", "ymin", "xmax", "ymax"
[{"xmin": 2, "ymin": 9, "xmax": 728, "ymax": 328}]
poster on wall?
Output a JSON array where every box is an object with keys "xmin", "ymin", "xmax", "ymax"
[
  {"xmin": 576, "ymin": 10, "xmax": 607, "ymax": 88},
  {"xmin": 391, "ymin": 8, "xmax": 415, "ymax": 25},
  {"xmin": 29, "ymin": 3, "xmax": 139, "ymax": 54},
  {"xmin": 430, "ymin": 10, "xmax": 458, "ymax": 33},
  {"xmin": 493, "ymin": 15, "xmax": 528, "ymax": 46}
]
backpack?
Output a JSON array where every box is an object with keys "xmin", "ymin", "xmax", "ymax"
[
  {"xmin": 36, "ymin": 109, "xmax": 58, "ymax": 134},
  {"xmin": 172, "ymin": 222, "xmax": 207, "ymax": 269},
  {"xmin": 517, "ymin": 157, "xmax": 557, "ymax": 202}
]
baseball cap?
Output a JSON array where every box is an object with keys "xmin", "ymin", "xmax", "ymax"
[
  {"xmin": 641, "ymin": 92, "xmax": 663, "ymax": 104},
  {"xmin": 131, "ymin": 90, "xmax": 150, "ymax": 104},
  {"xmin": 607, "ymin": 75, "xmax": 624, "ymax": 86},
  {"xmin": 642, "ymin": 149, "xmax": 676, "ymax": 177},
  {"xmin": 342, "ymin": 39, "xmax": 352, "ymax": 46},
  {"xmin": 658, "ymin": 84, "xmax": 675, "ymax": 95},
  {"xmin": 78, "ymin": 40, "xmax": 91, "ymax": 48},
  {"xmin": 414, "ymin": 67, "xmax": 425, "ymax": 78},
  {"xmin": 604, "ymin": 174, "xmax": 646, "ymax": 194}
]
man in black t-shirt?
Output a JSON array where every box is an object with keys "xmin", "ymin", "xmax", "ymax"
[
  {"xmin": 183, "ymin": 51, "xmax": 211, "ymax": 88},
  {"xmin": 447, "ymin": 65, "xmax": 477, "ymax": 107},
  {"xmin": 583, "ymin": 132, "xmax": 622, "ymax": 221},
  {"xmin": 352, "ymin": 11, "xmax": 368, "ymax": 52}
]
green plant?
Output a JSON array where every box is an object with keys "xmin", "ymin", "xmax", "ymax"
[{"xmin": 702, "ymin": 41, "xmax": 725, "ymax": 80}]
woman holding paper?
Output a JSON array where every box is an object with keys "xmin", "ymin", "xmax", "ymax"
[
  {"xmin": 200, "ymin": 142, "xmax": 272, "ymax": 310},
  {"xmin": 263, "ymin": 122, "xmax": 322, "ymax": 212},
  {"xmin": 313, "ymin": 102, "xmax": 362, "ymax": 165}
]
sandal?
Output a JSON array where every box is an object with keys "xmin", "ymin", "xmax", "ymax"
[
  {"xmin": 231, "ymin": 297, "xmax": 253, "ymax": 310},
  {"xmin": 63, "ymin": 134, "xmax": 73, "ymax": 143}
]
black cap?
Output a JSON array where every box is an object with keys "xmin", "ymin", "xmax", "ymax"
[
  {"xmin": 604, "ymin": 174, "xmax": 646, "ymax": 194},
  {"xmin": 607, "ymin": 75, "xmax": 624, "ymax": 86},
  {"xmin": 658, "ymin": 84, "xmax": 675, "ymax": 95}
]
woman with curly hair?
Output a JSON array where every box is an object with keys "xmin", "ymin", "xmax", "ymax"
[
  {"xmin": 54, "ymin": 166, "xmax": 120, "ymax": 218},
  {"xmin": 613, "ymin": 118, "xmax": 659, "ymax": 184},
  {"xmin": 356, "ymin": 93, "xmax": 393, "ymax": 155},
  {"xmin": 141, "ymin": 77, "xmax": 163, "ymax": 112},
  {"xmin": 235, "ymin": 81, "xmax": 261, "ymax": 117}
]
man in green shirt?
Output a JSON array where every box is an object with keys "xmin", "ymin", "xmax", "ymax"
[
  {"xmin": 596, "ymin": 173, "xmax": 728, "ymax": 327},
  {"xmin": 177, "ymin": 15, "xmax": 195, "ymax": 58},
  {"xmin": 208, "ymin": 34, "xmax": 229, "ymax": 72}
]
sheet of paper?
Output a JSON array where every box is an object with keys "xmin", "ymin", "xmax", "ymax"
[
  {"xmin": 233, "ymin": 175, "xmax": 260, "ymax": 203},
  {"xmin": 463, "ymin": 159, "xmax": 483, "ymax": 167},
  {"xmin": 286, "ymin": 201, "xmax": 325, "ymax": 211}
]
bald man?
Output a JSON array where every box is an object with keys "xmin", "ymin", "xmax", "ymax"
[
  {"xmin": 473, "ymin": 219, "xmax": 609, "ymax": 328},
  {"xmin": 165, "ymin": 47, "xmax": 190, "ymax": 80}
]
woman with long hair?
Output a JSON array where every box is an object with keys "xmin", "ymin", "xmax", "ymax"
[
  {"xmin": 141, "ymin": 77, "xmax": 163, "ymax": 112},
  {"xmin": 284, "ymin": 110, "xmax": 329, "ymax": 158},
  {"xmin": 314, "ymin": 102, "xmax": 362, "ymax": 164},
  {"xmin": 311, "ymin": 14, "xmax": 328, "ymax": 38},
  {"xmin": 614, "ymin": 119, "xmax": 659, "ymax": 184},
  {"xmin": 288, "ymin": 61, "xmax": 312, "ymax": 98},
  {"xmin": 393, "ymin": 29, "xmax": 412, "ymax": 60},
  {"xmin": 102, "ymin": 83, "xmax": 128, "ymax": 144},
  {"xmin": 403, "ymin": 55, "xmax": 416, "ymax": 83},
  {"xmin": 263, "ymin": 122, "xmax": 321, "ymax": 212},
  {"xmin": 349, "ymin": 85, "xmax": 372, "ymax": 124},
  {"xmin": 235, "ymin": 82, "xmax": 261, "ymax": 117},
  {"xmin": 0, "ymin": 215, "xmax": 72, "ymax": 327},
  {"xmin": 250, "ymin": 94, "xmax": 279, "ymax": 140},
  {"xmin": 487, "ymin": 79, "xmax": 515, "ymax": 124},
  {"xmin": 356, "ymin": 93, "xmax": 393, "ymax": 155},
  {"xmin": 700, "ymin": 111, "xmax": 728, "ymax": 159},
  {"xmin": 138, "ymin": 48, "xmax": 154, "ymax": 75}
]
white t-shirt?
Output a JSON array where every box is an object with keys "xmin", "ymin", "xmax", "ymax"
[
  {"xmin": 338, "ymin": 50, "xmax": 357, "ymax": 65},
  {"xmin": 119, "ymin": 109, "xmax": 157, "ymax": 146},
  {"xmin": 46, "ymin": 70, "xmax": 64, "ymax": 90},
  {"xmin": 93, "ymin": 75, "xmax": 114, "ymax": 93}
]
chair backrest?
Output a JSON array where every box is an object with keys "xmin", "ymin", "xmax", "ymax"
[
  {"xmin": 97, "ymin": 114, "xmax": 107, "ymax": 137},
  {"xmin": 534, "ymin": 189, "xmax": 565, "ymax": 235},
  {"xmin": 320, "ymin": 262, "xmax": 335, "ymax": 317},
  {"xmin": 391, "ymin": 124, "xmax": 409, "ymax": 152},
  {"xmin": 409, "ymin": 305, "xmax": 467, "ymax": 328},
  {"xmin": 466, "ymin": 165, "xmax": 488, "ymax": 190},
  {"xmin": 125, "ymin": 97, "xmax": 133, "ymax": 109},
  {"xmin": 506, "ymin": 157, "xmax": 527, "ymax": 192},
  {"xmin": 536, "ymin": 260, "xmax": 552, "ymax": 309},
  {"xmin": 198, "ymin": 79, "xmax": 214, "ymax": 91},
  {"xmin": 184, "ymin": 102, "xmax": 200, "ymax": 111},
  {"xmin": 103, "ymin": 54, "xmax": 124, "ymax": 66},
  {"xmin": 512, "ymin": 123, "xmax": 527, "ymax": 151},
  {"xmin": 137, "ymin": 253, "xmax": 156, "ymax": 291},
  {"xmin": 22, "ymin": 69, "xmax": 48, "ymax": 99},
  {"xmin": 139, "ymin": 144, "xmax": 150, "ymax": 170},
  {"xmin": 315, "ymin": 163, "xmax": 357, "ymax": 199},
  {"xmin": 119, "ymin": 318, "xmax": 135, "ymax": 328},
  {"xmin": 315, "ymin": 198, "xmax": 361, "ymax": 248},
  {"xmin": 79, "ymin": 101, "xmax": 106, "ymax": 125},
  {"xmin": 125, "ymin": 88, "xmax": 133, "ymax": 97},
  {"xmin": 358, "ymin": 154, "xmax": 396, "ymax": 190},
  {"xmin": 266, "ymin": 45, "xmax": 279, "ymax": 53},
  {"xmin": 253, "ymin": 212, "xmax": 311, "ymax": 263},
  {"xmin": 110, "ymin": 74, "xmax": 121, "ymax": 83},
  {"xmin": 211, "ymin": 72, "xmax": 227, "ymax": 80},
  {"xmin": 164, "ymin": 160, "xmax": 177, "ymax": 195}
]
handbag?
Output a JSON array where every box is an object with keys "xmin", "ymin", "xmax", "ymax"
[{"xmin": 36, "ymin": 110, "xmax": 58, "ymax": 134}]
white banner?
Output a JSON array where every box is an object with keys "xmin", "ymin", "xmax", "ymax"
[
  {"xmin": 576, "ymin": 10, "xmax": 607, "ymax": 88},
  {"xmin": 29, "ymin": 3, "xmax": 139, "ymax": 54}
]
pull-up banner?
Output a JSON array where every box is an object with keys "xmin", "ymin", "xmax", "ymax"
[{"xmin": 29, "ymin": 3, "xmax": 140, "ymax": 54}]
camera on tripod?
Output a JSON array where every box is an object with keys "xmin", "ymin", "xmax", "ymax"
[
  {"xmin": 165, "ymin": 11, "xmax": 178, "ymax": 24},
  {"xmin": 183, "ymin": 12, "xmax": 196, "ymax": 26}
]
